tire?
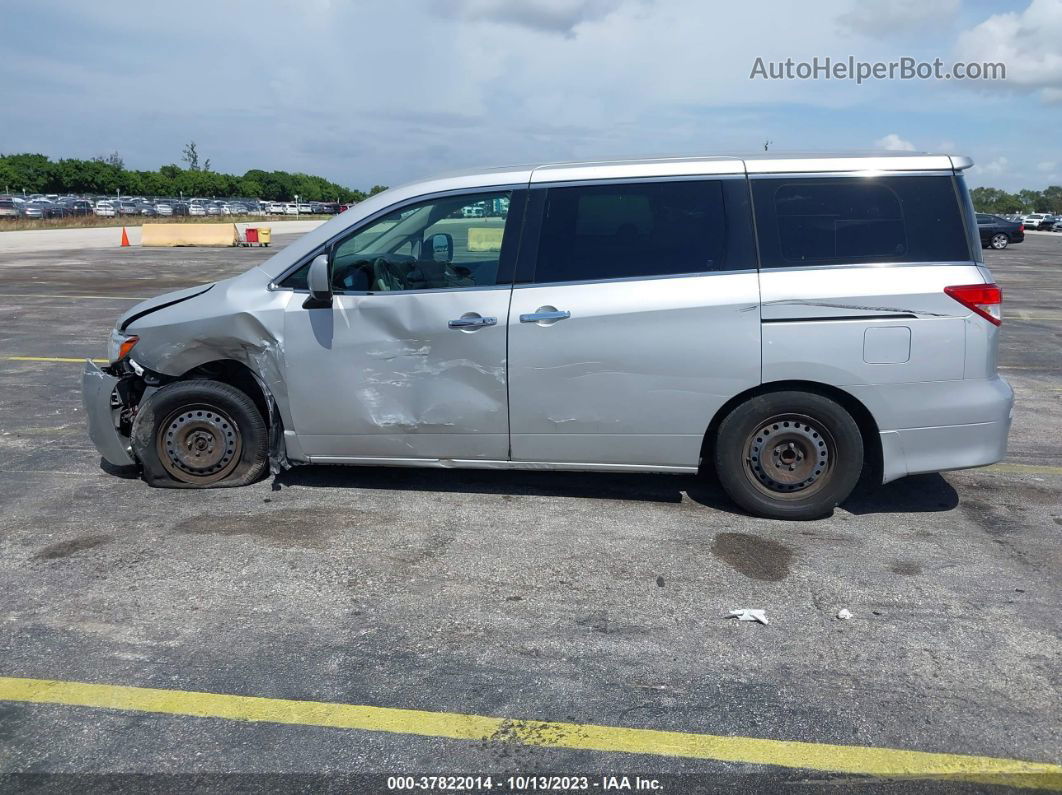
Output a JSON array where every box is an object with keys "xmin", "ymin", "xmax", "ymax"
[
  {"xmin": 713, "ymin": 391, "xmax": 864, "ymax": 520},
  {"xmin": 990, "ymin": 233, "xmax": 1009, "ymax": 250},
  {"xmin": 131, "ymin": 379, "xmax": 268, "ymax": 488}
]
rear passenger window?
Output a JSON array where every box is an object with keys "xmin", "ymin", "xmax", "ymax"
[
  {"xmin": 752, "ymin": 176, "xmax": 971, "ymax": 268},
  {"xmin": 534, "ymin": 180, "xmax": 730, "ymax": 283}
]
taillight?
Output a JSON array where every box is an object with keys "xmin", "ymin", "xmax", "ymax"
[
  {"xmin": 1018, "ymin": 224, "xmax": 1024, "ymax": 233},
  {"xmin": 945, "ymin": 283, "xmax": 1002, "ymax": 326}
]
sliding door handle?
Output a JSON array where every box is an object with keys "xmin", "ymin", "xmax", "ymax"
[{"xmin": 520, "ymin": 309, "xmax": 571, "ymax": 324}]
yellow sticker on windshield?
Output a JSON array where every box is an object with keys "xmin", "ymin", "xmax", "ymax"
[{"xmin": 468, "ymin": 227, "xmax": 504, "ymax": 252}]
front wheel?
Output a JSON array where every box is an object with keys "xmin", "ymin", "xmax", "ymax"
[
  {"xmin": 131, "ymin": 380, "xmax": 268, "ymax": 488},
  {"xmin": 990, "ymin": 233, "xmax": 1009, "ymax": 250},
  {"xmin": 714, "ymin": 391, "xmax": 863, "ymax": 520}
]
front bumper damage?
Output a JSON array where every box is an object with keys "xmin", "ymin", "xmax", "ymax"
[
  {"xmin": 81, "ymin": 360, "xmax": 135, "ymax": 467},
  {"xmin": 82, "ymin": 356, "xmax": 293, "ymax": 474}
]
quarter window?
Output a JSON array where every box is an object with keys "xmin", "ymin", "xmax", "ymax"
[
  {"xmin": 752, "ymin": 176, "xmax": 971, "ymax": 268},
  {"xmin": 533, "ymin": 180, "xmax": 729, "ymax": 284},
  {"xmin": 281, "ymin": 192, "xmax": 513, "ymax": 292}
]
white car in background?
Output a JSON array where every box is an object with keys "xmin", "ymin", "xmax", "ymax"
[
  {"xmin": 94, "ymin": 201, "xmax": 116, "ymax": 217},
  {"xmin": 284, "ymin": 203, "xmax": 299, "ymax": 215},
  {"xmin": 267, "ymin": 202, "xmax": 285, "ymax": 214},
  {"xmin": 188, "ymin": 203, "xmax": 206, "ymax": 217}
]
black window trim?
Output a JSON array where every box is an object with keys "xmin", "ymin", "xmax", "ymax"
[{"xmin": 270, "ymin": 184, "xmax": 527, "ymax": 294}]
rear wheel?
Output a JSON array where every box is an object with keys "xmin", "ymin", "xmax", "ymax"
[
  {"xmin": 132, "ymin": 380, "xmax": 267, "ymax": 488},
  {"xmin": 714, "ymin": 391, "xmax": 863, "ymax": 520},
  {"xmin": 990, "ymin": 233, "xmax": 1009, "ymax": 249}
]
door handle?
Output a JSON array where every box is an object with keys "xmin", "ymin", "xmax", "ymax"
[
  {"xmin": 448, "ymin": 315, "xmax": 497, "ymax": 329},
  {"xmin": 520, "ymin": 309, "xmax": 571, "ymax": 323}
]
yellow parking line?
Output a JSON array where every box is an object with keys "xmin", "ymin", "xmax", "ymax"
[
  {"xmin": 3, "ymin": 356, "xmax": 107, "ymax": 363},
  {"xmin": 983, "ymin": 462, "xmax": 1062, "ymax": 476},
  {"xmin": 0, "ymin": 677, "xmax": 1059, "ymax": 789}
]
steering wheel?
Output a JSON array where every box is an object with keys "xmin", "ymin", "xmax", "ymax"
[{"xmin": 372, "ymin": 257, "xmax": 402, "ymax": 292}]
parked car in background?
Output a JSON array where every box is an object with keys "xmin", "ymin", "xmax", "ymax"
[
  {"xmin": 1052, "ymin": 218, "xmax": 1062, "ymax": 232},
  {"xmin": 154, "ymin": 203, "xmax": 174, "ymax": 217},
  {"xmin": 21, "ymin": 202, "xmax": 46, "ymax": 219},
  {"xmin": 188, "ymin": 203, "xmax": 206, "ymax": 217},
  {"xmin": 284, "ymin": 203, "xmax": 299, "ymax": 215},
  {"xmin": 1022, "ymin": 213, "xmax": 1051, "ymax": 230},
  {"xmin": 61, "ymin": 199, "xmax": 94, "ymax": 216},
  {"xmin": 0, "ymin": 198, "xmax": 19, "ymax": 219},
  {"xmin": 228, "ymin": 202, "xmax": 247, "ymax": 214},
  {"xmin": 976, "ymin": 214, "xmax": 1024, "ymax": 249},
  {"xmin": 1040, "ymin": 214, "xmax": 1058, "ymax": 230},
  {"xmin": 94, "ymin": 200, "xmax": 116, "ymax": 217},
  {"xmin": 267, "ymin": 202, "xmax": 285, "ymax": 214}
]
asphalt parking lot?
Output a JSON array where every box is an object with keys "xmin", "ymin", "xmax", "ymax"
[{"xmin": 0, "ymin": 232, "xmax": 1059, "ymax": 791}]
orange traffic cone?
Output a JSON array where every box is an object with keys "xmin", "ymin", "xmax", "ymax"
[{"xmin": 120, "ymin": 227, "xmax": 130, "ymax": 247}]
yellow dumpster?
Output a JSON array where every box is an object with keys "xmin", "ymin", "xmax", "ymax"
[{"xmin": 257, "ymin": 227, "xmax": 271, "ymax": 246}]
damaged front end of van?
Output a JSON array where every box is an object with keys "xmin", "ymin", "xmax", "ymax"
[{"xmin": 81, "ymin": 273, "xmax": 295, "ymax": 485}]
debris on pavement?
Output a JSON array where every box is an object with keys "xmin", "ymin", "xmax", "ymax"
[
  {"xmin": 728, "ymin": 608, "xmax": 769, "ymax": 625},
  {"xmin": 837, "ymin": 608, "xmax": 853, "ymax": 620}
]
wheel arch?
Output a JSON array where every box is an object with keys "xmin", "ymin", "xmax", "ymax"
[
  {"xmin": 699, "ymin": 380, "xmax": 882, "ymax": 481},
  {"xmin": 179, "ymin": 359, "xmax": 269, "ymax": 421}
]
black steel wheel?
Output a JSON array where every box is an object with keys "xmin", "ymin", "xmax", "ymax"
[
  {"xmin": 132, "ymin": 380, "xmax": 267, "ymax": 488},
  {"xmin": 156, "ymin": 402, "xmax": 243, "ymax": 485},
  {"xmin": 714, "ymin": 391, "xmax": 863, "ymax": 520}
]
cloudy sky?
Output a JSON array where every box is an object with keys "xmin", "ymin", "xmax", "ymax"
[{"xmin": 1, "ymin": 0, "xmax": 1060, "ymax": 191}]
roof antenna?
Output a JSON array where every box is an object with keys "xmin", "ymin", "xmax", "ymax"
[{"xmin": 763, "ymin": 139, "xmax": 772, "ymax": 152}]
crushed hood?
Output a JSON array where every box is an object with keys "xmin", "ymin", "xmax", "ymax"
[{"xmin": 118, "ymin": 283, "xmax": 215, "ymax": 331}]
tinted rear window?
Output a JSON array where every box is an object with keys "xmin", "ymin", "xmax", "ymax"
[
  {"xmin": 752, "ymin": 175, "xmax": 971, "ymax": 268},
  {"xmin": 534, "ymin": 180, "xmax": 738, "ymax": 283}
]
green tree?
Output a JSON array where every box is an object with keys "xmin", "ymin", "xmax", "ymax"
[
  {"xmin": 1017, "ymin": 189, "xmax": 1044, "ymax": 213},
  {"xmin": 181, "ymin": 141, "xmax": 201, "ymax": 171},
  {"xmin": 970, "ymin": 187, "xmax": 1022, "ymax": 215},
  {"xmin": 0, "ymin": 152, "xmax": 375, "ymax": 202},
  {"xmin": 1041, "ymin": 185, "xmax": 1062, "ymax": 214}
]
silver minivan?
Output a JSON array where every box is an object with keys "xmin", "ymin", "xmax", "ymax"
[{"xmin": 82, "ymin": 153, "xmax": 1012, "ymax": 519}]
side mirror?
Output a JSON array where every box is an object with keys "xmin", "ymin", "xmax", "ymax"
[
  {"xmin": 428, "ymin": 232, "xmax": 454, "ymax": 263},
  {"xmin": 302, "ymin": 253, "xmax": 333, "ymax": 309}
]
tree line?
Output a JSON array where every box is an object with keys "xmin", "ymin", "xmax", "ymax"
[
  {"xmin": 971, "ymin": 185, "xmax": 1062, "ymax": 215},
  {"xmin": 0, "ymin": 151, "xmax": 386, "ymax": 203}
]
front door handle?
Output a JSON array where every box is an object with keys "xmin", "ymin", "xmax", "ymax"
[
  {"xmin": 448, "ymin": 315, "xmax": 497, "ymax": 329},
  {"xmin": 519, "ymin": 309, "xmax": 571, "ymax": 324}
]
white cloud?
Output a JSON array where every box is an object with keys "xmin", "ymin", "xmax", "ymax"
[
  {"xmin": 875, "ymin": 133, "xmax": 917, "ymax": 151},
  {"xmin": 837, "ymin": 0, "xmax": 959, "ymax": 34},
  {"xmin": 953, "ymin": 0, "xmax": 1062, "ymax": 103},
  {"xmin": 434, "ymin": 0, "xmax": 636, "ymax": 36},
  {"xmin": 975, "ymin": 157, "xmax": 1009, "ymax": 176}
]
